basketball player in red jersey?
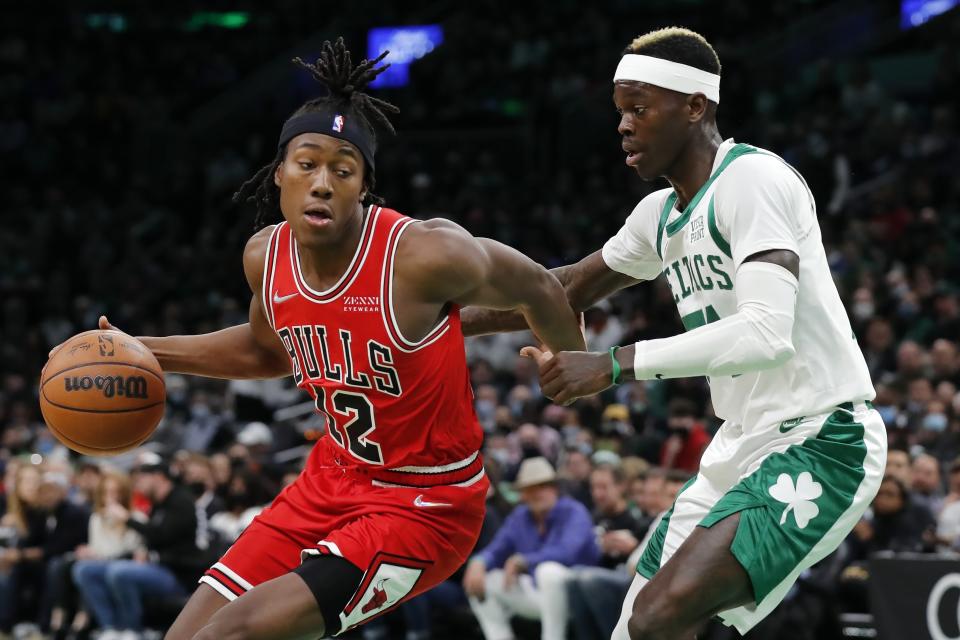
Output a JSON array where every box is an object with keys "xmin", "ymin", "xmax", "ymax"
[{"xmin": 92, "ymin": 39, "xmax": 585, "ymax": 639}]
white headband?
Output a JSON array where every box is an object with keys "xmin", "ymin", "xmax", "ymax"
[{"xmin": 614, "ymin": 54, "xmax": 720, "ymax": 104}]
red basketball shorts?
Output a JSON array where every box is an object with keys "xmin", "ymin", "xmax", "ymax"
[{"xmin": 200, "ymin": 439, "xmax": 487, "ymax": 635}]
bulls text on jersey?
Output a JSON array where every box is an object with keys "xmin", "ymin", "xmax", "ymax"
[{"xmin": 275, "ymin": 324, "xmax": 402, "ymax": 397}]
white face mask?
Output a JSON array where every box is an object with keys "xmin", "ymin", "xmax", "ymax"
[
  {"xmin": 924, "ymin": 413, "xmax": 948, "ymax": 432},
  {"xmin": 853, "ymin": 301, "xmax": 875, "ymax": 321}
]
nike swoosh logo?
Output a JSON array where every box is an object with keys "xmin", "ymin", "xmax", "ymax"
[
  {"xmin": 413, "ymin": 495, "xmax": 452, "ymax": 508},
  {"xmin": 655, "ymin": 374, "xmax": 665, "ymax": 380},
  {"xmin": 273, "ymin": 291, "xmax": 298, "ymax": 304},
  {"xmin": 779, "ymin": 417, "xmax": 805, "ymax": 433}
]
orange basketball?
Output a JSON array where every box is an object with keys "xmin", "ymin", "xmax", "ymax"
[{"xmin": 39, "ymin": 330, "xmax": 165, "ymax": 456}]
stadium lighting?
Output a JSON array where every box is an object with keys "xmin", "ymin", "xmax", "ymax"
[
  {"xmin": 900, "ymin": 0, "xmax": 960, "ymax": 28},
  {"xmin": 367, "ymin": 25, "xmax": 444, "ymax": 88}
]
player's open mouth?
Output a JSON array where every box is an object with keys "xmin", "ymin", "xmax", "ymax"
[
  {"xmin": 304, "ymin": 207, "xmax": 333, "ymax": 227},
  {"xmin": 622, "ymin": 141, "xmax": 643, "ymax": 167}
]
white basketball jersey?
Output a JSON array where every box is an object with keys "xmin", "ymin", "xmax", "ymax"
[{"xmin": 603, "ymin": 139, "xmax": 874, "ymax": 430}]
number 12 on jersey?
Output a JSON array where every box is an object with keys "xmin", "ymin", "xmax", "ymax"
[{"xmin": 314, "ymin": 388, "xmax": 384, "ymax": 464}]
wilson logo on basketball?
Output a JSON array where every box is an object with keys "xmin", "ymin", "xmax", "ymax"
[{"xmin": 64, "ymin": 375, "xmax": 149, "ymax": 399}]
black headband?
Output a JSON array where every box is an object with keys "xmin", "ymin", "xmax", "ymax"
[{"xmin": 277, "ymin": 109, "xmax": 376, "ymax": 174}]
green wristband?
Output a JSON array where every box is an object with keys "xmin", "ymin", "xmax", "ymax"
[{"xmin": 609, "ymin": 346, "xmax": 622, "ymax": 385}]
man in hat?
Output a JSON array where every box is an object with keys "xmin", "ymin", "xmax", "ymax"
[{"xmin": 463, "ymin": 457, "xmax": 599, "ymax": 640}]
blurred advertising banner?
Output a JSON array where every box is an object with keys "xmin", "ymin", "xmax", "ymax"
[{"xmin": 871, "ymin": 555, "xmax": 960, "ymax": 640}]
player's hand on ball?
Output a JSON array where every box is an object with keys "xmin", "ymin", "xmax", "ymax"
[
  {"xmin": 97, "ymin": 314, "xmax": 122, "ymax": 333},
  {"xmin": 522, "ymin": 348, "xmax": 612, "ymax": 405},
  {"xmin": 47, "ymin": 315, "xmax": 124, "ymax": 359}
]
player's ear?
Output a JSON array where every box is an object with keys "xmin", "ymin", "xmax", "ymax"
[
  {"xmin": 687, "ymin": 93, "xmax": 708, "ymax": 124},
  {"xmin": 274, "ymin": 164, "xmax": 283, "ymax": 187}
]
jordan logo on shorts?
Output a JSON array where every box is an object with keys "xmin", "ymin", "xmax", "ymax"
[
  {"xmin": 361, "ymin": 579, "xmax": 390, "ymax": 614},
  {"xmin": 768, "ymin": 471, "xmax": 822, "ymax": 529}
]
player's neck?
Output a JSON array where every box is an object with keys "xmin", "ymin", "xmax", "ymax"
[
  {"xmin": 297, "ymin": 205, "xmax": 367, "ymax": 289},
  {"xmin": 665, "ymin": 127, "xmax": 724, "ymax": 211}
]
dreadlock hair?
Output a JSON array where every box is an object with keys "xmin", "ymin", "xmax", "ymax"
[
  {"xmin": 235, "ymin": 37, "xmax": 400, "ymax": 231},
  {"xmin": 623, "ymin": 27, "xmax": 721, "ymax": 76}
]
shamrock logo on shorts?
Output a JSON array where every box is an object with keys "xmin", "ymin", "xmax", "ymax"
[{"xmin": 768, "ymin": 471, "xmax": 822, "ymax": 529}]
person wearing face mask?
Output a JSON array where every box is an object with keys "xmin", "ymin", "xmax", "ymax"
[
  {"xmin": 473, "ymin": 385, "xmax": 501, "ymax": 434},
  {"xmin": 849, "ymin": 287, "xmax": 876, "ymax": 330},
  {"xmin": 180, "ymin": 392, "xmax": 229, "ymax": 453},
  {"xmin": 181, "ymin": 455, "xmax": 226, "ymax": 557},
  {"xmin": 914, "ymin": 401, "xmax": 951, "ymax": 454},
  {"xmin": 209, "ymin": 470, "xmax": 270, "ymax": 545},
  {"xmin": 182, "ymin": 456, "xmax": 225, "ymax": 521}
]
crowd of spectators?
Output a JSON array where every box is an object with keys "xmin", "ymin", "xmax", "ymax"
[
  {"xmin": 0, "ymin": 445, "xmax": 290, "ymax": 640},
  {"xmin": 2, "ymin": 2, "xmax": 960, "ymax": 639}
]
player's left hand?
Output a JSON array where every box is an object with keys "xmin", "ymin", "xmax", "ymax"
[{"xmin": 521, "ymin": 347, "xmax": 613, "ymax": 405}]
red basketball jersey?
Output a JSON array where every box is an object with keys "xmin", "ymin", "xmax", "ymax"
[{"xmin": 261, "ymin": 206, "xmax": 485, "ymax": 488}]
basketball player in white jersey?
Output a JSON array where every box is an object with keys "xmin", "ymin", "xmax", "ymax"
[{"xmin": 462, "ymin": 27, "xmax": 886, "ymax": 639}]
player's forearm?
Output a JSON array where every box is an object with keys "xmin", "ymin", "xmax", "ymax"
[
  {"xmin": 519, "ymin": 272, "xmax": 586, "ymax": 353},
  {"xmin": 139, "ymin": 324, "xmax": 291, "ymax": 380},
  {"xmin": 460, "ymin": 308, "xmax": 529, "ymax": 336},
  {"xmin": 616, "ymin": 263, "xmax": 797, "ymax": 380},
  {"xmin": 461, "ymin": 264, "xmax": 577, "ymax": 337}
]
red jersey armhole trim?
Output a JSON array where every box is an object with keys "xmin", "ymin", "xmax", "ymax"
[
  {"xmin": 261, "ymin": 223, "xmax": 285, "ymax": 329},
  {"xmin": 379, "ymin": 218, "xmax": 451, "ymax": 353}
]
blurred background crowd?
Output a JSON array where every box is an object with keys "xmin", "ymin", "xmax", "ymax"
[{"xmin": 1, "ymin": 1, "xmax": 959, "ymax": 638}]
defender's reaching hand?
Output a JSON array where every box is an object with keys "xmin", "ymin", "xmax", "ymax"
[{"xmin": 522, "ymin": 347, "xmax": 613, "ymax": 405}]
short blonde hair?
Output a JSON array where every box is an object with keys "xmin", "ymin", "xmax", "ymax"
[{"xmin": 624, "ymin": 27, "xmax": 721, "ymax": 75}]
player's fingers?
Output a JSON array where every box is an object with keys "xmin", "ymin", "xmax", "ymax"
[
  {"xmin": 540, "ymin": 364, "xmax": 562, "ymax": 386},
  {"xmin": 98, "ymin": 315, "xmax": 116, "ymax": 331},
  {"xmin": 539, "ymin": 353, "xmax": 559, "ymax": 377},
  {"xmin": 541, "ymin": 379, "xmax": 561, "ymax": 401},
  {"xmin": 519, "ymin": 346, "xmax": 543, "ymax": 361}
]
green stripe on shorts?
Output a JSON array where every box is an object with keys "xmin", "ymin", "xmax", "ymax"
[
  {"xmin": 698, "ymin": 407, "xmax": 868, "ymax": 603},
  {"xmin": 637, "ymin": 476, "xmax": 696, "ymax": 579}
]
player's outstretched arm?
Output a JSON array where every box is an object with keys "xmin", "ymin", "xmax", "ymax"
[
  {"xmin": 460, "ymin": 250, "xmax": 641, "ymax": 336},
  {"xmin": 528, "ymin": 250, "xmax": 800, "ymax": 404},
  {"xmin": 400, "ymin": 220, "xmax": 586, "ymax": 354},
  {"xmin": 103, "ymin": 228, "xmax": 291, "ymax": 380}
]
